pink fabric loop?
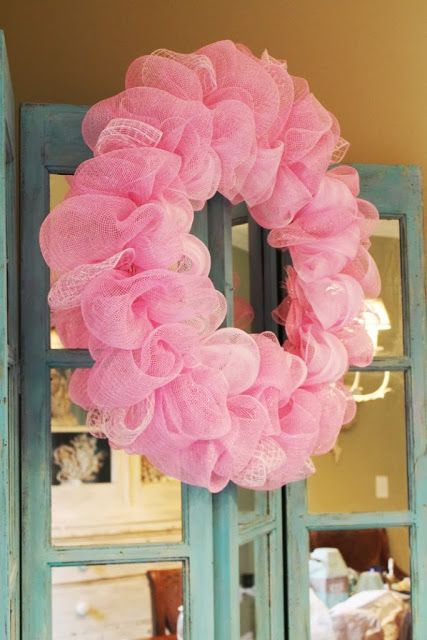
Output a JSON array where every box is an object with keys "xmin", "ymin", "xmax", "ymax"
[
  {"xmin": 81, "ymin": 268, "xmax": 225, "ymax": 349},
  {"xmin": 310, "ymin": 383, "xmax": 351, "ymax": 455},
  {"xmin": 48, "ymin": 249, "xmax": 135, "ymax": 311},
  {"xmin": 95, "ymin": 118, "xmax": 163, "ymax": 155},
  {"xmin": 86, "ymin": 324, "xmax": 198, "ymax": 409},
  {"xmin": 343, "ymin": 246, "xmax": 381, "ymax": 297},
  {"xmin": 126, "ymin": 53, "xmax": 205, "ymax": 100},
  {"xmin": 40, "ymin": 40, "xmax": 381, "ymax": 492},
  {"xmin": 69, "ymin": 147, "xmax": 184, "ymax": 204},
  {"xmin": 87, "ymin": 395, "xmax": 155, "ymax": 447},
  {"xmin": 199, "ymin": 328, "xmax": 261, "ymax": 395},
  {"xmin": 40, "ymin": 195, "xmax": 194, "ymax": 274},
  {"xmin": 82, "ymin": 86, "xmax": 220, "ymax": 206},
  {"xmin": 287, "ymin": 324, "xmax": 349, "ymax": 385}
]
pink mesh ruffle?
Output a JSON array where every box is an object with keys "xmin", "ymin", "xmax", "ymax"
[{"xmin": 40, "ymin": 40, "xmax": 380, "ymax": 492}]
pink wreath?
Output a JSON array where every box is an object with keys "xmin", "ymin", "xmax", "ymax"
[{"xmin": 40, "ymin": 41, "xmax": 380, "ymax": 492}]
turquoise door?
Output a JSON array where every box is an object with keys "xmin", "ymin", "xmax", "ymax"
[
  {"xmin": 0, "ymin": 32, "xmax": 20, "ymax": 640},
  {"xmin": 285, "ymin": 165, "xmax": 427, "ymax": 639},
  {"xmin": 19, "ymin": 101, "xmax": 284, "ymax": 639}
]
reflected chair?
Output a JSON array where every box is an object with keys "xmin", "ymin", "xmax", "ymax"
[
  {"xmin": 146, "ymin": 568, "xmax": 183, "ymax": 636},
  {"xmin": 309, "ymin": 528, "xmax": 407, "ymax": 579}
]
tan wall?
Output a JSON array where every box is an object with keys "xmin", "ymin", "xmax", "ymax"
[{"xmin": 1, "ymin": 0, "xmax": 426, "ymax": 192}]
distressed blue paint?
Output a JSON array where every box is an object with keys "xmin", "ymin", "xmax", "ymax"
[
  {"xmin": 285, "ymin": 164, "xmax": 427, "ymax": 640},
  {"xmin": 0, "ymin": 31, "xmax": 20, "ymax": 640},
  {"xmin": 206, "ymin": 195, "xmax": 241, "ymax": 639},
  {"xmin": 20, "ymin": 103, "xmax": 216, "ymax": 640},
  {"xmin": 19, "ymin": 101, "xmax": 286, "ymax": 640}
]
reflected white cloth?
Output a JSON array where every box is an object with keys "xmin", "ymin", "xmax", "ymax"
[
  {"xmin": 330, "ymin": 589, "xmax": 404, "ymax": 639},
  {"xmin": 310, "ymin": 588, "xmax": 336, "ymax": 640}
]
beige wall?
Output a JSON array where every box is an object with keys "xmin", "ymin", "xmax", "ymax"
[{"xmin": 1, "ymin": 0, "xmax": 426, "ymax": 194}]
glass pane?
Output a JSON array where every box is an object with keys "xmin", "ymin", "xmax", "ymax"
[
  {"xmin": 52, "ymin": 561, "xmax": 184, "ymax": 640},
  {"xmin": 51, "ymin": 368, "xmax": 182, "ymax": 546},
  {"xmin": 308, "ymin": 371, "xmax": 408, "ymax": 513},
  {"xmin": 232, "ymin": 222, "xmax": 252, "ymax": 332},
  {"xmin": 369, "ymin": 219, "xmax": 403, "ymax": 357},
  {"xmin": 237, "ymin": 487, "xmax": 256, "ymax": 513},
  {"xmin": 240, "ymin": 542, "xmax": 256, "ymax": 639},
  {"xmin": 49, "ymin": 174, "xmax": 73, "ymax": 349},
  {"xmin": 309, "ymin": 527, "xmax": 411, "ymax": 639}
]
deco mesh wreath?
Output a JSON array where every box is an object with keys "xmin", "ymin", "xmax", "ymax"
[{"xmin": 40, "ymin": 41, "xmax": 381, "ymax": 492}]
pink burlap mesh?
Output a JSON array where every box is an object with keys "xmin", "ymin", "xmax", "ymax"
[{"xmin": 40, "ymin": 40, "xmax": 381, "ymax": 492}]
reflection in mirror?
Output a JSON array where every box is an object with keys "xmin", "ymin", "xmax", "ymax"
[
  {"xmin": 52, "ymin": 562, "xmax": 184, "ymax": 640},
  {"xmin": 233, "ymin": 221, "xmax": 261, "ymax": 521},
  {"xmin": 369, "ymin": 219, "xmax": 403, "ymax": 357},
  {"xmin": 50, "ymin": 368, "xmax": 182, "ymax": 546},
  {"xmin": 232, "ymin": 222, "xmax": 253, "ymax": 332},
  {"xmin": 240, "ymin": 542, "xmax": 256, "ymax": 639},
  {"xmin": 49, "ymin": 174, "xmax": 74, "ymax": 349},
  {"xmin": 308, "ymin": 371, "xmax": 408, "ymax": 513},
  {"xmin": 309, "ymin": 527, "xmax": 411, "ymax": 639},
  {"xmin": 237, "ymin": 487, "xmax": 256, "ymax": 513}
]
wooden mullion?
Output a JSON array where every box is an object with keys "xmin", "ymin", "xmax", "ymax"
[
  {"xmin": 305, "ymin": 510, "xmax": 413, "ymax": 530},
  {"xmin": 254, "ymin": 534, "xmax": 270, "ymax": 639},
  {"xmin": 0, "ymin": 31, "xmax": 20, "ymax": 640},
  {"xmin": 186, "ymin": 209, "xmax": 215, "ymax": 640},
  {"xmin": 47, "ymin": 542, "xmax": 191, "ymax": 565},
  {"xmin": 285, "ymin": 481, "xmax": 311, "ymax": 639},
  {"xmin": 349, "ymin": 356, "xmax": 411, "ymax": 372},
  {"xmin": 269, "ymin": 524, "xmax": 285, "ymax": 640},
  {"xmin": 20, "ymin": 105, "xmax": 53, "ymax": 640},
  {"xmin": 46, "ymin": 348, "xmax": 94, "ymax": 368},
  {"xmin": 238, "ymin": 518, "xmax": 277, "ymax": 546},
  {"xmin": 208, "ymin": 194, "xmax": 240, "ymax": 639},
  {"xmin": 400, "ymin": 166, "xmax": 427, "ymax": 640}
]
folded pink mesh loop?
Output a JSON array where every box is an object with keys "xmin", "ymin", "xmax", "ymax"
[
  {"xmin": 328, "ymin": 165, "xmax": 360, "ymax": 195},
  {"xmin": 126, "ymin": 53, "xmax": 205, "ymax": 100},
  {"xmin": 151, "ymin": 49, "xmax": 218, "ymax": 94},
  {"xmin": 40, "ymin": 40, "xmax": 381, "ymax": 492},
  {"xmin": 199, "ymin": 40, "xmax": 281, "ymax": 137},
  {"xmin": 249, "ymin": 333, "xmax": 307, "ymax": 403},
  {"xmin": 48, "ymin": 249, "xmax": 135, "ymax": 311},
  {"xmin": 356, "ymin": 198, "xmax": 380, "ymax": 243},
  {"xmin": 309, "ymin": 383, "xmax": 350, "ymax": 455},
  {"xmin": 337, "ymin": 317, "xmax": 375, "ymax": 367},
  {"xmin": 94, "ymin": 118, "xmax": 163, "ymax": 155},
  {"xmin": 87, "ymin": 395, "xmax": 155, "ymax": 447},
  {"xmin": 179, "ymin": 234, "xmax": 212, "ymax": 275},
  {"xmin": 82, "ymin": 86, "xmax": 220, "ymax": 206},
  {"xmin": 199, "ymin": 328, "xmax": 260, "ymax": 395},
  {"xmin": 234, "ymin": 437, "xmax": 287, "ymax": 489},
  {"xmin": 296, "ymin": 274, "xmax": 364, "ymax": 331},
  {"xmin": 343, "ymin": 246, "xmax": 381, "ymax": 297},
  {"xmin": 290, "ymin": 325, "xmax": 349, "ymax": 385},
  {"xmin": 69, "ymin": 147, "xmax": 184, "ymax": 204},
  {"xmin": 81, "ymin": 268, "xmax": 226, "ymax": 349},
  {"xmin": 87, "ymin": 324, "xmax": 199, "ymax": 409},
  {"xmin": 210, "ymin": 99, "xmax": 257, "ymax": 200},
  {"xmin": 40, "ymin": 195, "xmax": 193, "ymax": 274}
]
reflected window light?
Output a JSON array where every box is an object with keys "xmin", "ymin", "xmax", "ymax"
[{"xmin": 351, "ymin": 299, "xmax": 392, "ymax": 403}]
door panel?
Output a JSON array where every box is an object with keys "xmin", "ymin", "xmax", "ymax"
[
  {"xmin": 285, "ymin": 164, "xmax": 426, "ymax": 640},
  {"xmin": 0, "ymin": 30, "xmax": 20, "ymax": 640},
  {"xmin": 20, "ymin": 103, "xmax": 284, "ymax": 639}
]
